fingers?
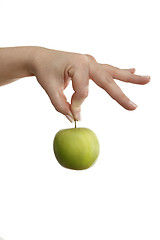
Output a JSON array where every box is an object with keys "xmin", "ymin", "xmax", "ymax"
[
  {"xmin": 89, "ymin": 62, "xmax": 150, "ymax": 110},
  {"xmin": 100, "ymin": 77, "xmax": 137, "ymax": 110},
  {"xmin": 46, "ymin": 67, "xmax": 89, "ymax": 122},
  {"xmin": 90, "ymin": 65, "xmax": 137, "ymax": 110},
  {"xmin": 111, "ymin": 66, "xmax": 150, "ymax": 84},
  {"xmin": 69, "ymin": 68, "xmax": 89, "ymax": 121}
]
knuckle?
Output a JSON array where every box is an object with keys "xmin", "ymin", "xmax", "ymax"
[
  {"xmin": 76, "ymin": 54, "xmax": 88, "ymax": 68},
  {"xmin": 83, "ymin": 90, "xmax": 89, "ymax": 98},
  {"xmin": 85, "ymin": 54, "xmax": 96, "ymax": 62},
  {"xmin": 78, "ymin": 89, "xmax": 89, "ymax": 99},
  {"xmin": 110, "ymin": 67, "xmax": 119, "ymax": 77},
  {"xmin": 71, "ymin": 104, "xmax": 81, "ymax": 112}
]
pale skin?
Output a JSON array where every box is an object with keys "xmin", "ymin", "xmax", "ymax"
[{"xmin": 0, "ymin": 46, "xmax": 150, "ymax": 122}]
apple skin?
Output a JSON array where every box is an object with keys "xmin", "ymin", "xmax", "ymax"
[{"xmin": 53, "ymin": 128, "xmax": 100, "ymax": 170}]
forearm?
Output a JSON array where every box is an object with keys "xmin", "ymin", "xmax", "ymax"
[{"xmin": 0, "ymin": 46, "xmax": 35, "ymax": 86}]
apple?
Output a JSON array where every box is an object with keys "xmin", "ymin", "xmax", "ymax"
[{"xmin": 53, "ymin": 124, "xmax": 100, "ymax": 170}]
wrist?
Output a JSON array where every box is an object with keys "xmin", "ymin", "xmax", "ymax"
[
  {"xmin": 28, "ymin": 46, "xmax": 52, "ymax": 76},
  {"xmin": 25, "ymin": 46, "xmax": 43, "ymax": 76},
  {"xmin": 28, "ymin": 46, "xmax": 59, "ymax": 77}
]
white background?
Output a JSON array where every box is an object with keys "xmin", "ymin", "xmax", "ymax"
[{"xmin": 0, "ymin": 0, "xmax": 160, "ymax": 240}]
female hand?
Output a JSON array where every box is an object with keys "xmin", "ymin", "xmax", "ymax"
[{"xmin": 32, "ymin": 47, "xmax": 150, "ymax": 122}]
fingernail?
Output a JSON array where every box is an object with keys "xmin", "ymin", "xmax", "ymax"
[
  {"xmin": 129, "ymin": 100, "xmax": 138, "ymax": 108},
  {"xmin": 75, "ymin": 112, "xmax": 81, "ymax": 121},
  {"xmin": 66, "ymin": 114, "xmax": 74, "ymax": 123},
  {"xmin": 142, "ymin": 75, "xmax": 151, "ymax": 80}
]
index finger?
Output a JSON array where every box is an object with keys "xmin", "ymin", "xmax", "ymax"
[{"xmin": 69, "ymin": 68, "xmax": 89, "ymax": 120}]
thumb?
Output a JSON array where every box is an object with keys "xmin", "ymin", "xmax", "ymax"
[{"xmin": 47, "ymin": 87, "xmax": 74, "ymax": 122}]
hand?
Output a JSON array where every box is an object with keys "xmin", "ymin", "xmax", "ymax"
[{"xmin": 31, "ymin": 47, "xmax": 150, "ymax": 122}]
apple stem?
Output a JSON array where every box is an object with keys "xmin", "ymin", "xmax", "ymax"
[{"xmin": 75, "ymin": 120, "xmax": 77, "ymax": 128}]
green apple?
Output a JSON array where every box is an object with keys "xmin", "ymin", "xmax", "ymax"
[{"xmin": 53, "ymin": 125, "xmax": 100, "ymax": 170}]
